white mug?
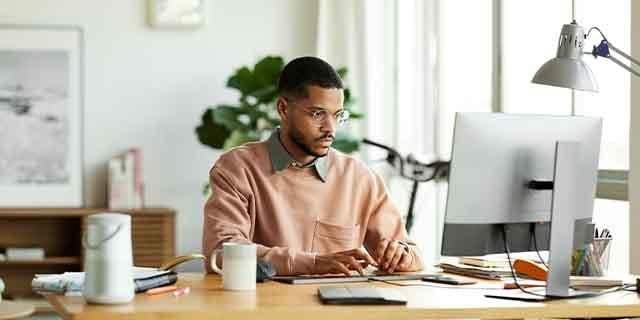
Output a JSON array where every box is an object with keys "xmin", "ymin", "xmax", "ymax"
[{"xmin": 210, "ymin": 243, "xmax": 257, "ymax": 291}]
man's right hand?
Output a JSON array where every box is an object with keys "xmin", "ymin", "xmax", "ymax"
[{"xmin": 313, "ymin": 248, "xmax": 378, "ymax": 276}]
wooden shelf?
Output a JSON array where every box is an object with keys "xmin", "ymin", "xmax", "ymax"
[
  {"xmin": 0, "ymin": 207, "xmax": 174, "ymax": 218},
  {"xmin": 0, "ymin": 208, "xmax": 175, "ymax": 298},
  {"xmin": 0, "ymin": 256, "xmax": 81, "ymax": 266}
]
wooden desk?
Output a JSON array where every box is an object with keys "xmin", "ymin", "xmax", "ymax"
[
  {"xmin": 0, "ymin": 301, "xmax": 34, "ymax": 319},
  {"xmin": 47, "ymin": 273, "xmax": 640, "ymax": 320}
]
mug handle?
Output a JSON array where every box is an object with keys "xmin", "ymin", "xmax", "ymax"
[{"xmin": 210, "ymin": 249, "xmax": 223, "ymax": 275}]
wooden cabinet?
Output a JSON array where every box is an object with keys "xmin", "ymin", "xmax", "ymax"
[{"xmin": 0, "ymin": 208, "xmax": 175, "ymax": 298}]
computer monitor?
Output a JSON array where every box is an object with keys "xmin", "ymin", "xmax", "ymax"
[{"xmin": 441, "ymin": 112, "xmax": 602, "ymax": 298}]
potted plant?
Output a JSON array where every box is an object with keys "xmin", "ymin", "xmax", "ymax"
[{"xmin": 195, "ymin": 56, "xmax": 363, "ymax": 155}]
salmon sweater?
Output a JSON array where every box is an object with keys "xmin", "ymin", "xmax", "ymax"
[{"xmin": 202, "ymin": 137, "xmax": 421, "ymax": 275}]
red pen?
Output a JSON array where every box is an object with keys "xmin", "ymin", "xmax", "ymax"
[
  {"xmin": 146, "ymin": 285, "xmax": 177, "ymax": 296},
  {"xmin": 173, "ymin": 286, "xmax": 191, "ymax": 296}
]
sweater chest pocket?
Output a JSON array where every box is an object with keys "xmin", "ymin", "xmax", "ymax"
[{"xmin": 312, "ymin": 221, "xmax": 359, "ymax": 253}]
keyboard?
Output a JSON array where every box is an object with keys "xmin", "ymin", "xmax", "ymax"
[{"xmin": 272, "ymin": 273, "xmax": 432, "ymax": 284}]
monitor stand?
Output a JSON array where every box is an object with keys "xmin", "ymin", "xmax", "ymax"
[
  {"xmin": 486, "ymin": 141, "xmax": 597, "ymax": 301},
  {"xmin": 485, "ymin": 287, "xmax": 599, "ymax": 302}
]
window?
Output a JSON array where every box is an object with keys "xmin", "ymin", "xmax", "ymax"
[
  {"xmin": 437, "ymin": 0, "xmax": 493, "ymax": 157},
  {"xmin": 501, "ymin": 0, "xmax": 630, "ymax": 274},
  {"xmin": 435, "ymin": 0, "xmax": 630, "ymax": 271}
]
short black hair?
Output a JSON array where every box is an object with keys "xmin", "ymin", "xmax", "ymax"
[{"xmin": 277, "ymin": 56, "xmax": 343, "ymax": 99}]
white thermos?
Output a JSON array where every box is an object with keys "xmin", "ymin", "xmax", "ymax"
[{"xmin": 83, "ymin": 213, "xmax": 134, "ymax": 304}]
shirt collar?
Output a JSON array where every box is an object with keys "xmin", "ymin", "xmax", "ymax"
[{"xmin": 267, "ymin": 129, "xmax": 328, "ymax": 182}]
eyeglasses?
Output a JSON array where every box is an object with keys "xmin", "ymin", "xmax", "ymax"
[
  {"xmin": 284, "ymin": 97, "xmax": 350, "ymax": 127},
  {"xmin": 302, "ymin": 108, "xmax": 350, "ymax": 127}
]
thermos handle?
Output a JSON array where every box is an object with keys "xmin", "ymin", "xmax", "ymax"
[{"xmin": 82, "ymin": 223, "xmax": 124, "ymax": 250}]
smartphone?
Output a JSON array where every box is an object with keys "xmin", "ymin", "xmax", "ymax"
[{"xmin": 422, "ymin": 275, "xmax": 476, "ymax": 285}]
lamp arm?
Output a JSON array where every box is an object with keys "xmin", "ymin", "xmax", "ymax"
[
  {"xmin": 587, "ymin": 27, "xmax": 640, "ymax": 77},
  {"xmin": 607, "ymin": 55, "xmax": 640, "ymax": 77},
  {"xmin": 607, "ymin": 42, "xmax": 640, "ymax": 77},
  {"xmin": 607, "ymin": 42, "xmax": 640, "ymax": 68}
]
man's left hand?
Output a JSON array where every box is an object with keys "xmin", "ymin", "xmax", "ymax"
[{"xmin": 375, "ymin": 238, "xmax": 413, "ymax": 273}]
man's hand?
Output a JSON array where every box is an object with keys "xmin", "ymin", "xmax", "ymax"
[
  {"xmin": 313, "ymin": 248, "xmax": 378, "ymax": 276},
  {"xmin": 376, "ymin": 238, "xmax": 413, "ymax": 273}
]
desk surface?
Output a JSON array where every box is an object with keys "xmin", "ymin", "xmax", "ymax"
[
  {"xmin": 0, "ymin": 301, "xmax": 35, "ymax": 320},
  {"xmin": 47, "ymin": 273, "xmax": 640, "ymax": 320}
]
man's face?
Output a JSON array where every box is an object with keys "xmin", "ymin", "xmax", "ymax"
[{"xmin": 283, "ymin": 85, "xmax": 344, "ymax": 158}]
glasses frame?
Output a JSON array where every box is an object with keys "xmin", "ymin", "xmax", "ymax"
[{"xmin": 283, "ymin": 97, "xmax": 350, "ymax": 127}]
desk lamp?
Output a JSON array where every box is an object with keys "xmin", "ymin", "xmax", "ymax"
[
  {"xmin": 532, "ymin": 20, "xmax": 640, "ymax": 91},
  {"xmin": 523, "ymin": 18, "xmax": 638, "ymax": 299}
]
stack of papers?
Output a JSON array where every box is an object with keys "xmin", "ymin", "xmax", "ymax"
[
  {"xmin": 32, "ymin": 272, "xmax": 84, "ymax": 294},
  {"xmin": 458, "ymin": 257, "xmax": 511, "ymax": 268},
  {"xmin": 32, "ymin": 267, "xmax": 173, "ymax": 295},
  {"xmin": 6, "ymin": 248, "xmax": 45, "ymax": 261},
  {"xmin": 436, "ymin": 262, "xmax": 514, "ymax": 280},
  {"xmin": 570, "ymin": 276, "xmax": 623, "ymax": 287}
]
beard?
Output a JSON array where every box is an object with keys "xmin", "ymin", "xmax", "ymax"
[{"xmin": 288, "ymin": 124, "xmax": 333, "ymax": 158}]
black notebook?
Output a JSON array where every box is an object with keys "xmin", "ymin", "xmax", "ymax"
[
  {"xmin": 134, "ymin": 271, "xmax": 178, "ymax": 293},
  {"xmin": 318, "ymin": 286, "xmax": 408, "ymax": 305}
]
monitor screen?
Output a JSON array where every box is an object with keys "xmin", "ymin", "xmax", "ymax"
[{"xmin": 441, "ymin": 113, "xmax": 602, "ymax": 256}]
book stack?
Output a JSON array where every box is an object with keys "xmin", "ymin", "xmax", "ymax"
[
  {"xmin": 458, "ymin": 256, "xmax": 510, "ymax": 268},
  {"xmin": 436, "ymin": 261, "xmax": 513, "ymax": 280},
  {"xmin": 31, "ymin": 253, "xmax": 204, "ymax": 295},
  {"xmin": 32, "ymin": 268, "xmax": 177, "ymax": 294},
  {"xmin": 108, "ymin": 148, "xmax": 144, "ymax": 209},
  {"xmin": 6, "ymin": 247, "xmax": 45, "ymax": 261},
  {"xmin": 31, "ymin": 254, "xmax": 204, "ymax": 295}
]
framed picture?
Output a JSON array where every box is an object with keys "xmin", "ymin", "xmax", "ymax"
[
  {"xmin": 0, "ymin": 25, "xmax": 84, "ymax": 207},
  {"xmin": 147, "ymin": 0, "xmax": 205, "ymax": 28}
]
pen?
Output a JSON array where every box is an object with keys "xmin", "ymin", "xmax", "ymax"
[{"xmin": 146, "ymin": 285, "xmax": 178, "ymax": 296}]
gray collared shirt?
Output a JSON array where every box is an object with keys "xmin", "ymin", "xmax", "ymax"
[{"xmin": 266, "ymin": 130, "xmax": 328, "ymax": 182}]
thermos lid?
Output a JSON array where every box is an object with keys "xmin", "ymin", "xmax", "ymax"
[{"xmin": 88, "ymin": 213, "xmax": 130, "ymax": 225}]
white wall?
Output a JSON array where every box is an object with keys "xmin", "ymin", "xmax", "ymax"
[
  {"xmin": 629, "ymin": 0, "xmax": 640, "ymax": 274},
  {"xmin": 0, "ymin": 0, "xmax": 318, "ymax": 270}
]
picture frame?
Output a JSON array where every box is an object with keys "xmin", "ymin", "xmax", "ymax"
[
  {"xmin": 0, "ymin": 25, "xmax": 84, "ymax": 207},
  {"xmin": 147, "ymin": 0, "xmax": 205, "ymax": 29}
]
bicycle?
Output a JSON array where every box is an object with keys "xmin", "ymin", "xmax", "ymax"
[{"xmin": 362, "ymin": 138, "xmax": 450, "ymax": 233}]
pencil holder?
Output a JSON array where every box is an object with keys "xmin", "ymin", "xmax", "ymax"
[{"xmin": 571, "ymin": 238, "xmax": 612, "ymax": 276}]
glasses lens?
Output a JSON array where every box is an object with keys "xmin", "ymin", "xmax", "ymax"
[{"xmin": 338, "ymin": 111, "xmax": 350, "ymax": 126}]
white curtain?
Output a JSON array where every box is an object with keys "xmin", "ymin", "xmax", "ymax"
[{"xmin": 315, "ymin": 0, "xmax": 443, "ymax": 266}]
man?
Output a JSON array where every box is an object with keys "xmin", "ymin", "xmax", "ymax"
[{"xmin": 203, "ymin": 56, "xmax": 423, "ymax": 276}]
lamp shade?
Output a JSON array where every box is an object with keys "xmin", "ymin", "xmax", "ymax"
[{"xmin": 531, "ymin": 22, "xmax": 598, "ymax": 92}]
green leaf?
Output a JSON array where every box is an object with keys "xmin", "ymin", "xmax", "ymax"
[
  {"xmin": 253, "ymin": 56, "xmax": 284, "ymax": 87},
  {"xmin": 249, "ymin": 85, "xmax": 278, "ymax": 104},
  {"xmin": 200, "ymin": 108, "xmax": 215, "ymax": 125},
  {"xmin": 202, "ymin": 183, "xmax": 211, "ymax": 196},
  {"xmin": 196, "ymin": 120, "xmax": 230, "ymax": 149},
  {"xmin": 336, "ymin": 67, "xmax": 348, "ymax": 79},
  {"xmin": 332, "ymin": 130, "xmax": 360, "ymax": 154},
  {"xmin": 343, "ymin": 88, "xmax": 354, "ymax": 107},
  {"xmin": 227, "ymin": 67, "xmax": 259, "ymax": 96},
  {"xmin": 223, "ymin": 129, "xmax": 259, "ymax": 150},
  {"xmin": 347, "ymin": 110, "xmax": 364, "ymax": 119},
  {"xmin": 213, "ymin": 105, "xmax": 247, "ymax": 131}
]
